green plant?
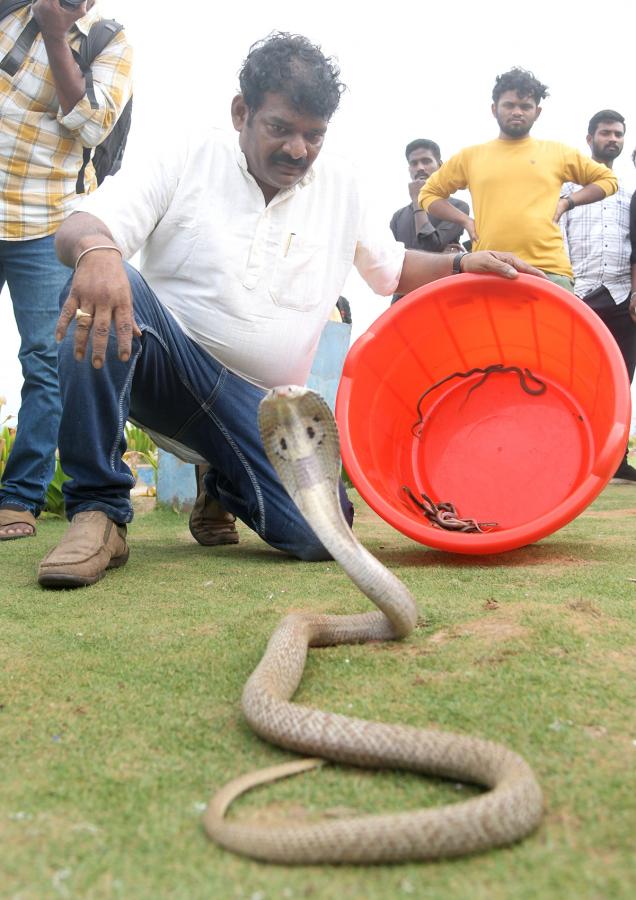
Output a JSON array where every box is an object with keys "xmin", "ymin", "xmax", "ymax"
[
  {"xmin": 124, "ymin": 422, "xmax": 158, "ymax": 469},
  {"xmin": 0, "ymin": 396, "xmax": 16, "ymax": 482},
  {"xmin": 123, "ymin": 423, "xmax": 158, "ymax": 496},
  {"xmin": 1, "ymin": 396, "xmax": 68, "ymax": 516},
  {"xmin": 42, "ymin": 455, "xmax": 70, "ymax": 517},
  {"xmin": 0, "ymin": 413, "xmax": 158, "ymax": 514}
]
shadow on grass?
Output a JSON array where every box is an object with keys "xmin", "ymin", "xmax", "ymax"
[
  {"xmin": 355, "ymin": 540, "xmax": 600, "ymax": 569},
  {"xmin": 127, "ymin": 533, "xmax": 603, "ymax": 573}
]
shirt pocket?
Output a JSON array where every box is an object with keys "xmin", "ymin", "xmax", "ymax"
[
  {"xmin": 171, "ymin": 215, "xmax": 200, "ymax": 269},
  {"xmin": 268, "ymin": 237, "xmax": 327, "ymax": 311}
]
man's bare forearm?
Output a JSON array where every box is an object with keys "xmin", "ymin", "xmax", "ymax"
[
  {"xmin": 426, "ymin": 198, "xmax": 470, "ymax": 226},
  {"xmin": 568, "ymin": 184, "xmax": 605, "ymax": 208},
  {"xmin": 396, "ymin": 249, "xmax": 458, "ymax": 294},
  {"xmin": 396, "ymin": 248, "xmax": 546, "ymax": 296},
  {"xmin": 55, "ymin": 211, "xmax": 118, "ymax": 268},
  {"xmin": 40, "ymin": 34, "xmax": 86, "ymax": 113}
]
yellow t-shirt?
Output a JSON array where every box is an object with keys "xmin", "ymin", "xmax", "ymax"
[{"xmin": 418, "ymin": 138, "xmax": 617, "ymax": 277}]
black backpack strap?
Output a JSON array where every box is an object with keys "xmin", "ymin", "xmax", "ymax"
[
  {"xmin": 0, "ymin": 0, "xmax": 31, "ymax": 20},
  {"xmin": 0, "ymin": 14, "xmax": 39, "ymax": 77},
  {"xmin": 72, "ymin": 18, "xmax": 124, "ymax": 193},
  {"xmin": 72, "ymin": 19, "xmax": 123, "ymax": 109},
  {"xmin": 76, "ymin": 147, "xmax": 92, "ymax": 194}
]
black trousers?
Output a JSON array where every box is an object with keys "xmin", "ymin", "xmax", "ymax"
[{"xmin": 582, "ymin": 287, "xmax": 636, "ymax": 383}]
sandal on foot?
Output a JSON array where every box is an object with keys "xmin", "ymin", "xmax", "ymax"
[{"xmin": 0, "ymin": 507, "xmax": 37, "ymax": 541}]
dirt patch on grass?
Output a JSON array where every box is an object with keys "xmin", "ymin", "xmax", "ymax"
[
  {"xmin": 191, "ymin": 623, "xmax": 220, "ymax": 637},
  {"xmin": 582, "ymin": 508, "xmax": 636, "ymax": 519},
  {"xmin": 590, "ymin": 647, "xmax": 636, "ymax": 675},
  {"xmin": 565, "ymin": 598, "xmax": 602, "ymax": 618},
  {"xmin": 563, "ymin": 597, "xmax": 626, "ymax": 635},
  {"xmin": 427, "ymin": 618, "xmax": 529, "ymax": 645}
]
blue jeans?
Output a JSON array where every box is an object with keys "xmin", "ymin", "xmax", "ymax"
[
  {"xmin": 57, "ymin": 264, "xmax": 353, "ymax": 561},
  {"xmin": 0, "ymin": 235, "xmax": 71, "ymax": 516}
]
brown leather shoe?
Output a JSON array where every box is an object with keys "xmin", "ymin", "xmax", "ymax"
[
  {"xmin": 188, "ymin": 464, "xmax": 239, "ymax": 546},
  {"xmin": 38, "ymin": 511, "xmax": 128, "ymax": 588}
]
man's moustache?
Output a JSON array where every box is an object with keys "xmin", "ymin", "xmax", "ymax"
[{"xmin": 271, "ymin": 154, "xmax": 308, "ymax": 169}]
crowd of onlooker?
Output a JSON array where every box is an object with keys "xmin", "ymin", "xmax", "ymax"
[{"xmin": 390, "ymin": 68, "xmax": 635, "ymax": 482}]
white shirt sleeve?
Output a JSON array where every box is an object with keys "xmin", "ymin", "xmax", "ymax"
[
  {"xmin": 353, "ymin": 194, "xmax": 406, "ymax": 296},
  {"xmin": 77, "ymin": 135, "xmax": 186, "ymax": 259}
]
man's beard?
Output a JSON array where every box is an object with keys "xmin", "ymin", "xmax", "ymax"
[
  {"xmin": 592, "ymin": 141, "xmax": 622, "ymax": 163},
  {"xmin": 497, "ymin": 117, "xmax": 533, "ymax": 139}
]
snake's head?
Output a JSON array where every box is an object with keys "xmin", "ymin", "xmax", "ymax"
[{"xmin": 258, "ymin": 386, "xmax": 341, "ymax": 485}]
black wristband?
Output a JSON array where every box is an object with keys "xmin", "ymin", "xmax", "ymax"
[
  {"xmin": 564, "ymin": 195, "xmax": 575, "ymax": 211},
  {"xmin": 452, "ymin": 251, "xmax": 469, "ymax": 274}
]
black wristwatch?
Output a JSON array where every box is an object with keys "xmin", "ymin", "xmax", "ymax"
[
  {"xmin": 562, "ymin": 195, "xmax": 575, "ymax": 211},
  {"xmin": 452, "ymin": 251, "xmax": 469, "ymax": 274}
]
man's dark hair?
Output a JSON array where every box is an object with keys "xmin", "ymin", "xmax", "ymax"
[
  {"xmin": 238, "ymin": 32, "xmax": 345, "ymax": 121},
  {"xmin": 587, "ymin": 109, "xmax": 626, "ymax": 137},
  {"xmin": 492, "ymin": 67, "xmax": 549, "ymax": 105},
  {"xmin": 405, "ymin": 139, "xmax": 441, "ymax": 164}
]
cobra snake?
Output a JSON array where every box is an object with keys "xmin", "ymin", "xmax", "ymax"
[{"xmin": 203, "ymin": 386, "xmax": 543, "ymax": 864}]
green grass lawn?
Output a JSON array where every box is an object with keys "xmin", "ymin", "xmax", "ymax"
[{"xmin": 1, "ymin": 488, "xmax": 635, "ymax": 899}]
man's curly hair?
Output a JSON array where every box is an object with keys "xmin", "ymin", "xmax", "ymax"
[
  {"xmin": 492, "ymin": 68, "xmax": 549, "ymax": 105},
  {"xmin": 239, "ymin": 32, "xmax": 346, "ymax": 121}
]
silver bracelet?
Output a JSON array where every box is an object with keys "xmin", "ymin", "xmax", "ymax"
[{"xmin": 74, "ymin": 244, "xmax": 123, "ymax": 270}]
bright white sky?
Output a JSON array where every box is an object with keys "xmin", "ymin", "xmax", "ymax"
[{"xmin": 2, "ymin": 0, "xmax": 636, "ymax": 420}]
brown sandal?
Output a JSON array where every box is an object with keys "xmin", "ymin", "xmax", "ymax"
[
  {"xmin": 0, "ymin": 506, "xmax": 37, "ymax": 541},
  {"xmin": 188, "ymin": 464, "xmax": 239, "ymax": 546}
]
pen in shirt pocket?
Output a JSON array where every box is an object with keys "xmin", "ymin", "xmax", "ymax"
[{"xmin": 283, "ymin": 232, "xmax": 296, "ymax": 256}]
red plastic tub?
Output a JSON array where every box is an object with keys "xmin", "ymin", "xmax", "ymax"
[{"xmin": 336, "ymin": 274, "xmax": 631, "ymax": 554}]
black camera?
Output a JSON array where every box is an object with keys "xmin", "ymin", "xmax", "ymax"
[{"xmin": 59, "ymin": 0, "xmax": 85, "ymax": 9}]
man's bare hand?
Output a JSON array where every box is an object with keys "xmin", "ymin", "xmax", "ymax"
[
  {"xmin": 463, "ymin": 216, "xmax": 479, "ymax": 242},
  {"xmin": 32, "ymin": 0, "xmax": 87, "ymax": 39},
  {"xmin": 408, "ymin": 180, "xmax": 427, "ymax": 206},
  {"xmin": 462, "ymin": 251, "xmax": 547, "ymax": 280},
  {"xmin": 56, "ymin": 250, "xmax": 141, "ymax": 368},
  {"xmin": 552, "ymin": 197, "xmax": 571, "ymax": 224}
]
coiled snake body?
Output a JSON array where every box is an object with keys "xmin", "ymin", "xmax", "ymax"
[{"xmin": 203, "ymin": 386, "xmax": 543, "ymax": 864}]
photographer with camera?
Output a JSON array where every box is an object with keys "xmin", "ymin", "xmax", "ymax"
[{"xmin": 0, "ymin": 0, "xmax": 133, "ymax": 541}]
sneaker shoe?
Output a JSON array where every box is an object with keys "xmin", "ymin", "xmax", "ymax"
[
  {"xmin": 610, "ymin": 461, "xmax": 636, "ymax": 485},
  {"xmin": 38, "ymin": 511, "xmax": 128, "ymax": 588}
]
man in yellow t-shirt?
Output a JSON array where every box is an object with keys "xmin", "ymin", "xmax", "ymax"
[{"xmin": 418, "ymin": 67, "xmax": 617, "ymax": 290}]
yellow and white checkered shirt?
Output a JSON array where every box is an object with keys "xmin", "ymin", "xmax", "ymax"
[{"xmin": 0, "ymin": 3, "xmax": 133, "ymax": 240}]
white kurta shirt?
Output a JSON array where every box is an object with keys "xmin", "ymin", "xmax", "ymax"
[{"xmin": 79, "ymin": 127, "xmax": 405, "ymax": 388}]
